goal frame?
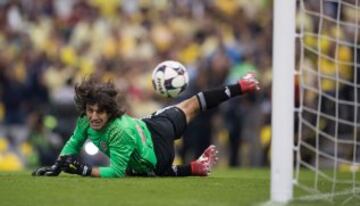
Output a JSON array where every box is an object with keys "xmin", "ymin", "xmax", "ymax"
[{"xmin": 271, "ymin": 0, "xmax": 296, "ymax": 203}]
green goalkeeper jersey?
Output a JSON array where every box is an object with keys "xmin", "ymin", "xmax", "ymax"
[{"xmin": 60, "ymin": 115, "xmax": 157, "ymax": 178}]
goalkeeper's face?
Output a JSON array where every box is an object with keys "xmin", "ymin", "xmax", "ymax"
[{"xmin": 86, "ymin": 104, "xmax": 110, "ymax": 130}]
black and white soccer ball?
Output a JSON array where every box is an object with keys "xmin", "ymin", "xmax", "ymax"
[{"xmin": 152, "ymin": 60, "xmax": 189, "ymax": 98}]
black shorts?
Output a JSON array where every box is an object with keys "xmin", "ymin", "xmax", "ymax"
[{"xmin": 142, "ymin": 106, "xmax": 187, "ymax": 176}]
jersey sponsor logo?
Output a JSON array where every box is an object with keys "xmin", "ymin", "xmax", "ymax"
[{"xmin": 136, "ymin": 124, "xmax": 146, "ymax": 144}]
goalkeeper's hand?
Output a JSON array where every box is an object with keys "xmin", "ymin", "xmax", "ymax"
[
  {"xmin": 239, "ymin": 73, "xmax": 260, "ymax": 94},
  {"xmin": 32, "ymin": 156, "xmax": 65, "ymax": 176},
  {"xmin": 61, "ymin": 155, "xmax": 92, "ymax": 177}
]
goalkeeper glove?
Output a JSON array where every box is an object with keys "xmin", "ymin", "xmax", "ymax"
[
  {"xmin": 239, "ymin": 73, "xmax": 260, "ymax": 94},
  {"xmin": 32, "ymin": 156, "xmax": 66, "ymax": 176},
  {"xmin": 61, "ymin": 155, "xmax": 92, "ymax": 176}
]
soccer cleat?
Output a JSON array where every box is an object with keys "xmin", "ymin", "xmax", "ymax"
[
  {"xmin": 190, "ymin": 145, "xmax": 218, "ymax": 176},
  {"xmin": 239, "ymin": 73, "xmax": 260, "ymax": 94}
]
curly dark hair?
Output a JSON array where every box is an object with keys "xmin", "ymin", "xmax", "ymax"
[{"xmin": 74, "ymin": 76, "xmax": 125, "ymax": 119}]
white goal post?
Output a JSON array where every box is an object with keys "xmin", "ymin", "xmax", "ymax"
[
  {"xmin": 271, "ymin": 0, "xmax": 360, "ymax": 204},
  {"xmin": 271, "ymin": 0, "xmax": 296, "ymax": 203}
]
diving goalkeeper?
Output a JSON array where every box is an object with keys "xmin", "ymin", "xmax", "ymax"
[{"xmin": 32, "ymin": 73, "xmax": 259, "ymax": 178}]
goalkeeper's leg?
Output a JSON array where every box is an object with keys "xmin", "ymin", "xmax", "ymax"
[{"xmin": 176, "ymin": 73, "xmax": 259, "ymax": 123}]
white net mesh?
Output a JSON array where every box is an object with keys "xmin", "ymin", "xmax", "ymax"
[{"xmin": 295, "ymin": 0, "xmax": 360, "ymax": 204}]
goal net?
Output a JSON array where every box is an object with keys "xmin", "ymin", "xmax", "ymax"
[{"xmin": 295, "ymin": 0, "xmax": 360, "ymax": 203}]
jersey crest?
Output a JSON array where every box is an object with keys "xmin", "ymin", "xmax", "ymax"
[{"xmin": 100, "ymin": 141, "xmax": 108, "ymax": 152}]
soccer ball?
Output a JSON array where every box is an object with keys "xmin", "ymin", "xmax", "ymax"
[{"xmin": 152, "ymin": 60, "xmax": 189, "ymax": 98}]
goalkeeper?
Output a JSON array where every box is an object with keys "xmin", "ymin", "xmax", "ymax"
[{"xmin": 32, "ymin": 73, "xmax": 259, "ymax": 178}]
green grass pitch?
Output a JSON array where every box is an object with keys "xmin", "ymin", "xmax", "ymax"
[{"xmin": 0, "ymin": 169, "xmax": 352, "ymax": 206}]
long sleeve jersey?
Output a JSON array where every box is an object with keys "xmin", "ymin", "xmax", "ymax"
[{"xmin": 60, "ymin": 115, "xmax": 157, "ymax": 178}]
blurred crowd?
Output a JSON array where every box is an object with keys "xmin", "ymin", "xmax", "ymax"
[{"xmin": 0, "ymin": 0, "xmax": 274, "ymax": 171}]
